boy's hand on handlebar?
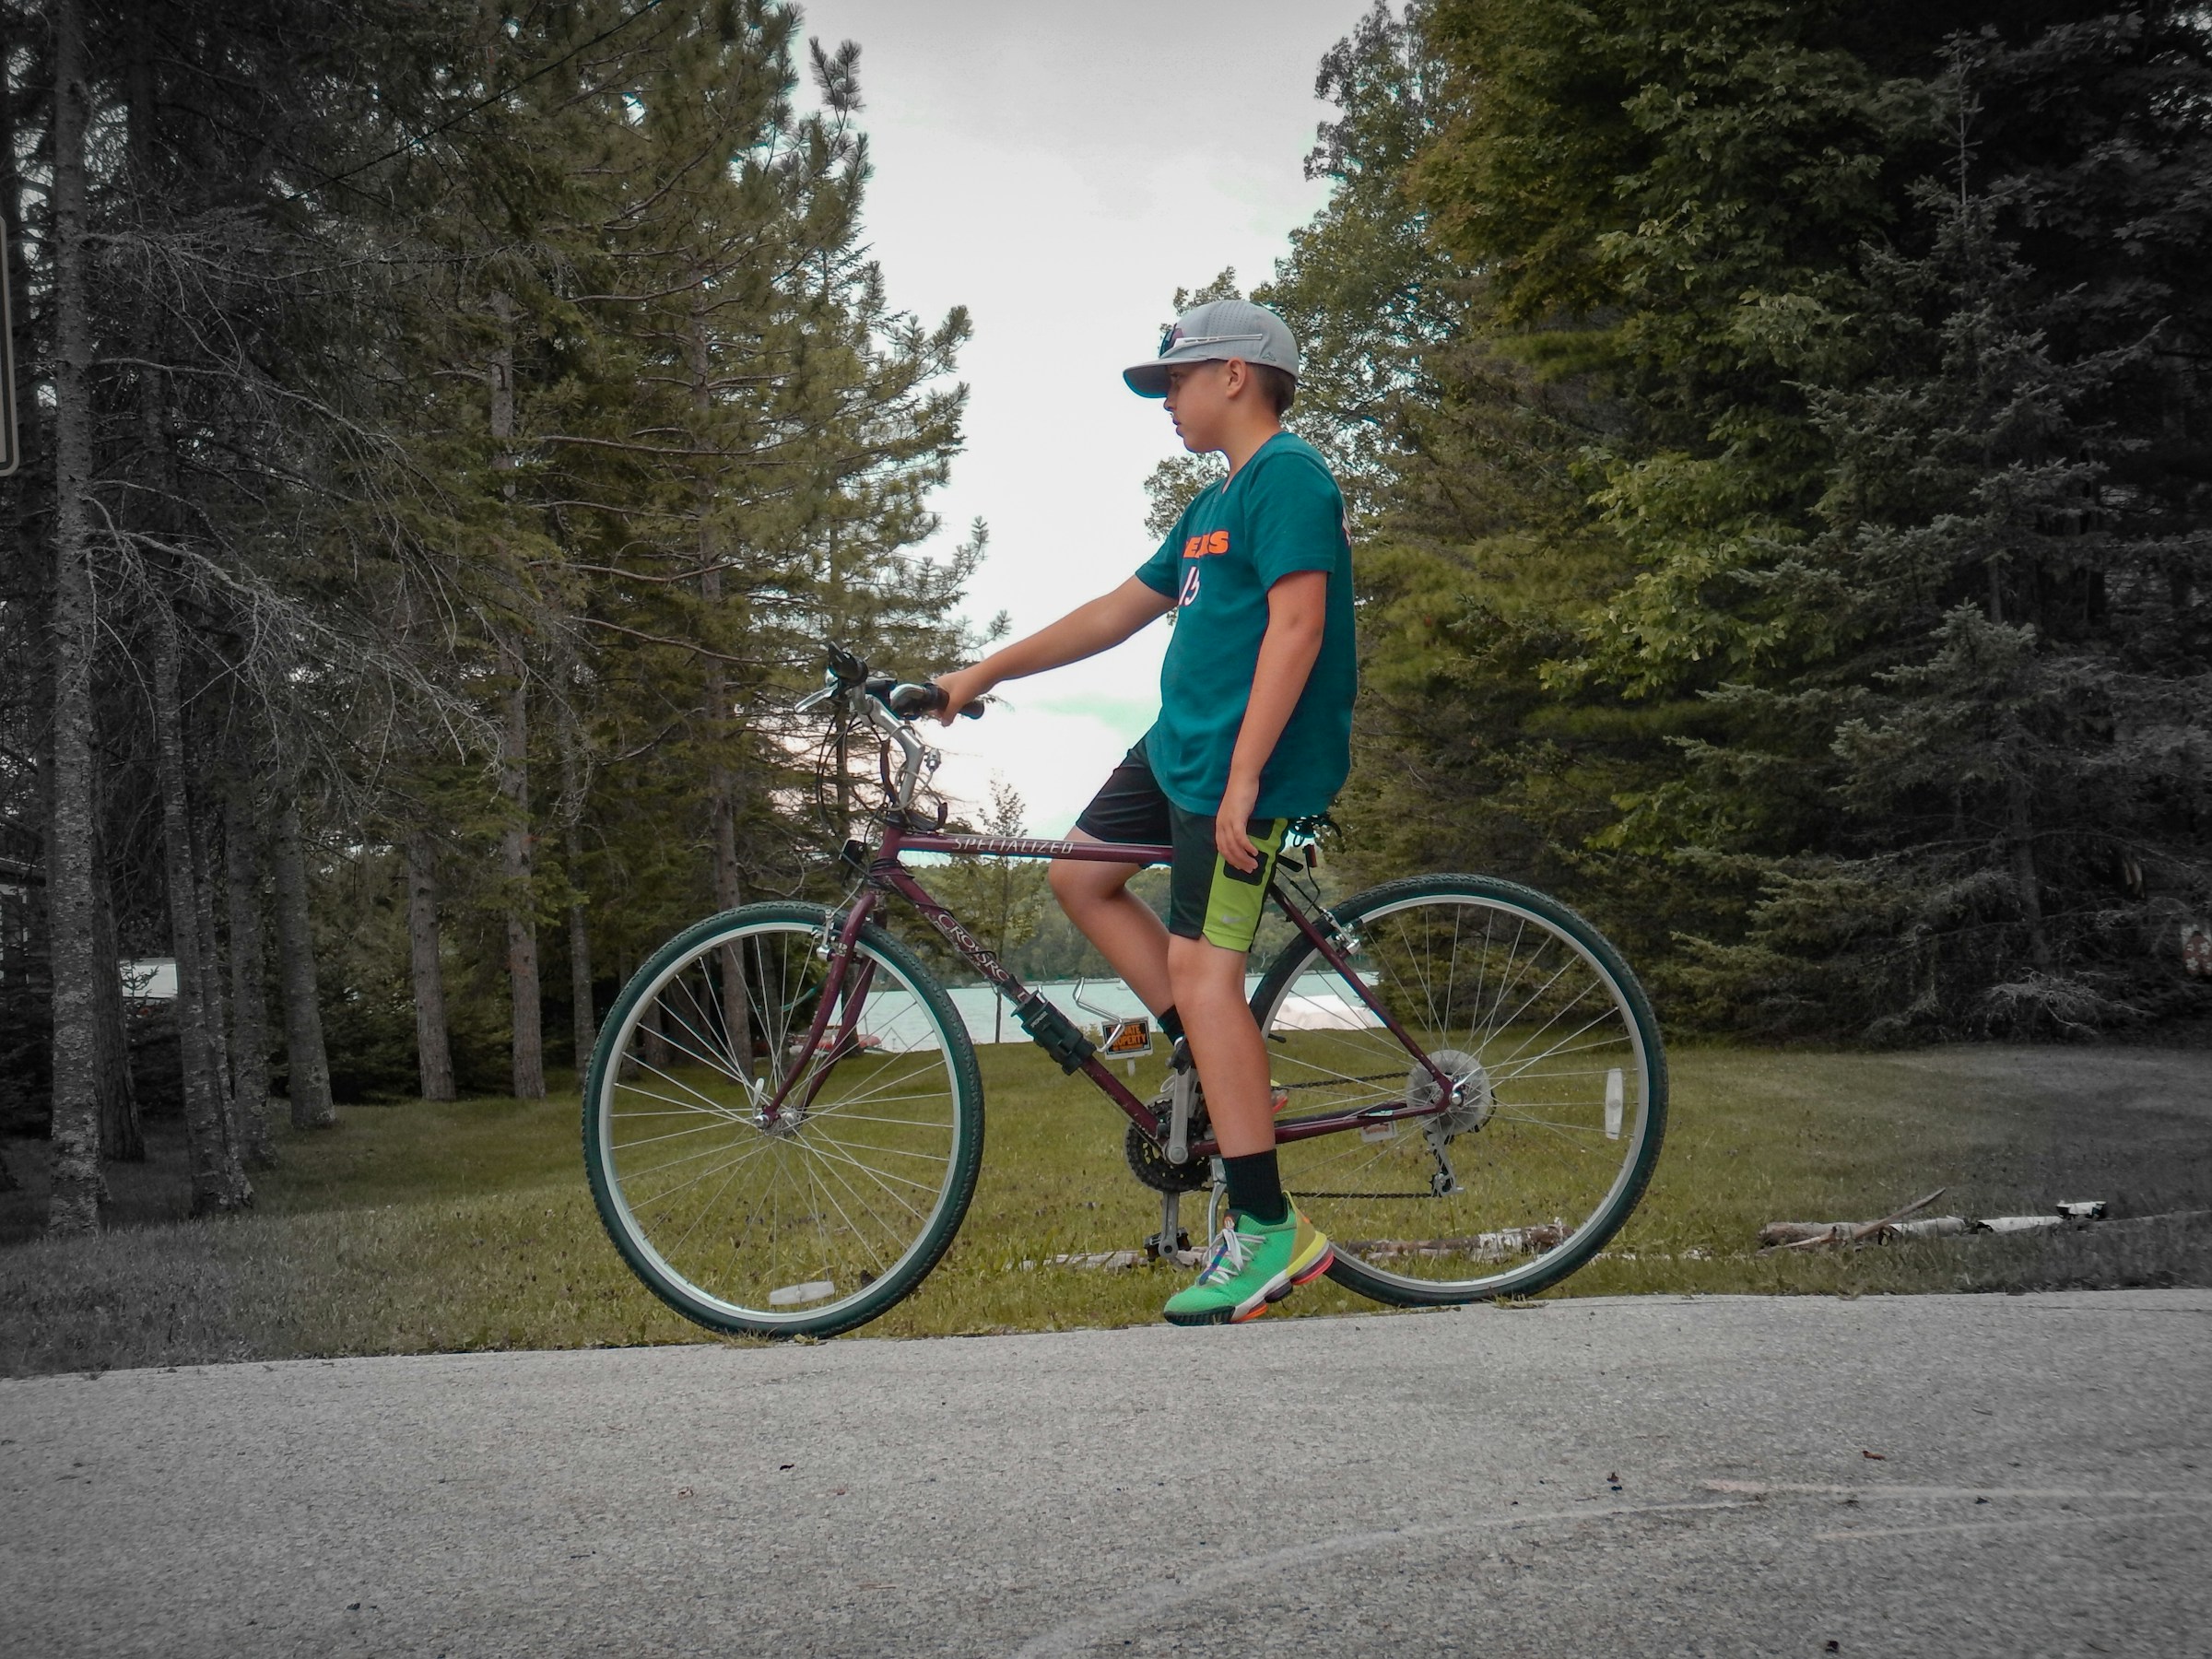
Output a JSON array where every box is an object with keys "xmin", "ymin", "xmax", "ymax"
[{"xmin": 930, "ymin": 667, "xmax": 993, "ymax": 725}]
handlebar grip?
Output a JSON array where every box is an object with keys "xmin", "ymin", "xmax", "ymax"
[{"xmin": 887, "ymin": 682, "xmax": 984, "ymax": 720}]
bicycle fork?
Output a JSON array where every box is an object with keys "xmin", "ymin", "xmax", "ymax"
[{"xmin": 755, "ymin": 894, "xmax": 880, "ymax": 1130}]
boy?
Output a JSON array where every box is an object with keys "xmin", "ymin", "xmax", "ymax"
[{"xmin": 931, "ymin": 298, "xmax": 1356, "ymax": 1325}]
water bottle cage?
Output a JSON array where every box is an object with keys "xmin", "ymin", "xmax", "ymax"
[{"xmin": 1014, "ymin": 994, "xmax": 1096, "ymax": 1074}]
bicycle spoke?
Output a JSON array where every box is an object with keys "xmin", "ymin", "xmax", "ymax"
[
  {"xmin": 627, "ymin": 1133, "xmax": 779, "ymax": 1212},
  {"xmin": 1490, "ymin": 1109, "xmax": 1611, "ymax": 1137},
  {"xmin": 803, "ymin": 1141, "xmax": 924, "ymax": 1257},
  {"xmin": 606, "ymin": 1114, "xmax": 751, "ymax": 1153},
  {"xmin": 803, "ymin": 1104, "xmax": 960, "ymax": 1130},
  {"xmin": 796, "ymin": 1126, "xmax": 952, "ymax": 1167},
  {"xmin": 1490, "ymin": 1006, "xmax": 1625, "ymax": 1083},
  {"xmin": 606, "ymin": 1078, "xmax": 749, "ymax": 1126},
  {"xmin": 660, "ymin": 985, "xmax": 749, "ymax": 1084},
  {"xmin": 618, "ymin": 1052, "xmax": 749, "ymax": 1119},
  {"xmin": 661, "ymin": 1135, "xmax": 767, "ymax": 1260},
  {"xmin": 785, "ymin": 1131, "xmax": 943, "ymax": 1201},
  {"xmin": 793, "ymin": 1144, "xmax": 894, "ymax": 1274}
]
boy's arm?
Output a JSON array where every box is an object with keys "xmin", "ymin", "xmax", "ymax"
[
  {"xmin": 1216, "ymin": 570, "xmax": 1327, "ymax": 872},
  {"xmin": 930, "ymin": 576, "xmax": 1174, "ymax": 723}
]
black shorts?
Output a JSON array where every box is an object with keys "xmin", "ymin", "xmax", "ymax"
[{"xmin": 1073, "ymin": 739, "xmax": 1288, "ymax": 952}]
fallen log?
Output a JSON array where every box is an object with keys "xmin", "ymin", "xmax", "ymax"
[
  {"xmin": 1019, "ymin": 1248, "xmax": 1204, "ymax": 1271},
  {"xmin": 1757, "ymin": 1194, "xmax": 2147, "ymax": 1251},
  {"xmin": 1345, "ymin": 1223, "xmax": 1568, "ymax": 1263},
  {"xmin": 1759, "ymin": 1187, "xmax": 1949, "ymax": 1252},
  {"xmin": 1759, "ymin": 1216, "xmax": 1971, "ymax": 1248}
]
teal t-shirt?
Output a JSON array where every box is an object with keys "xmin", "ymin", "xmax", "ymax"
[{"xmin": 1133, "ymin": 431, "xmax": 1356, "ymax": 818}]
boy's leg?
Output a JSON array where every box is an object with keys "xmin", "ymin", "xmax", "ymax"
[
  {"xmin": 1159, "ymin": 810, "xmax": 1333, "ymax": 1325},
  {"xmin": 1048, "ymin": 831, "xmax": 1172, "ymax": 1016},
  {"xmin": 1166, "ymin": 935, "xmax": 1272, "ymax": 1155},
  {"xmin": 1052, "ymin": 742, "xmax": 1179, "ymax": 1022}
]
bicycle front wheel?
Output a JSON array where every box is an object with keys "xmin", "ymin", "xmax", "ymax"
[
  {"xmin": 1250, "ymin": 875, "xmax": 1665, "ymax": 1304},
  {"xmin": 583, "ymin": 902, "xmax": 983, "ymax": 1337}
]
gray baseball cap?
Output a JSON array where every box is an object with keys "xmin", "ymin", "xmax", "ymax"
[{"xmin": 1124, "ymin": 298, "xmax": 1300, "ymax": 397}]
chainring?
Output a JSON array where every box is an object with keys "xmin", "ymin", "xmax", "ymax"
[{"xmin": 1124, "ymin": 1119, "xmax": 1212, "ymax": 1193}]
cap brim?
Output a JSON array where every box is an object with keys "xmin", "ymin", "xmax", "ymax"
[{"xmin": 1123, "ymin": 361, "xmax": 1171, "ymax": 397}]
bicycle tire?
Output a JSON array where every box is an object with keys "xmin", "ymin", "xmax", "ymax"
[
  {"xmin": 1248, "ymin": 875, "xmax": 1666, "ymax": 1305},
  {"xmin": 583, "ymin": 901, "xmax": 984, "ymax": 1338}
]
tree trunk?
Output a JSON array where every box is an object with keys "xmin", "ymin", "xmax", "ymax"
[
  {"xmin": 690, "ymin": 298, "xmax": 751, "ymax": 1078},
  {"xmin": 45, "ymin": 0, "xmax": 108, "ymax": 1235},
  {"xmin": 558, "ymin": 717, "xmax": 595, "ymax": 1071},
  {"xmin": 405, "ymin": 829, "xmax": 455, "ymax": 1101},
  {"xmin": 500, "ymin": 664, "xmax": 545, "ymax": 1100},
  {"xmin": 272, "ymin": 796, "xmax": 335, "ymax": 1129},
  {"xmin": 0, "ymin": 855, "xmax": 32, "ymax": 1190},
  {"xmin": 488, "ymin": 292, "xmax": 543, "ymax": 1100},
  {"xmin": 640, "ymin": 995, "xmax": 672, "ymax": 1074},
  {"xmin": 225, "ymin": 791, "xmax": 276, "ymax": 1165},
  {"xmin": 91, "ymin": 862, "xmax": 142, "ymax": 1160},
  {"xmin": 567, "ymin": 897, "xmax": 594, "ymax": 1069},
  {"xmin": 2005, "ymin": 766, "xmax": 2054, "ymax": 972},
  {"xmin": 707, "ymin": 764, "xmax": 753, "ymax": 1079},
  {"xmin": 153, "ymin": 609, "xmax": 251, "ymax": 1213},
  {"xmin": 194, "ymin": 787, "xmax": 235, "ymax": 1118}
]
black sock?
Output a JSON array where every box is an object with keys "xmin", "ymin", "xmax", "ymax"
[
  {"xmin": 1156, "ymin": 1005, "xmax": 1184, "ymax": 1044},
  {"xmin": 1222, "ymin": 1150, "xmax": 1288, "ymax": 1226}
]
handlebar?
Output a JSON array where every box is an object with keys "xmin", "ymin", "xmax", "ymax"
[
  {"xmin": 795, "ymin": 645, "xmax": 984, "ymax": 821},
  {"xmin": 887, "ymin": 681, "xmax": 984, "ymax": 721},
  {"xmin": 800, "ymin": 645, "xmax": 984, "ymax": 723}
]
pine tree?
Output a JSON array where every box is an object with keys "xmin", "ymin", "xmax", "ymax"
[
  {"xmin": 1272, "ymin": 1, "xmax": 2212, "ymax": 1035},
  {"xmin": 1690, "ymin": 137, "xmax": 2212, "ymax": 1035}
]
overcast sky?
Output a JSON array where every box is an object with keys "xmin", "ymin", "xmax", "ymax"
[{"xmin": 793, "ymin": 0, "xmax": 1370, "ymax": 834}]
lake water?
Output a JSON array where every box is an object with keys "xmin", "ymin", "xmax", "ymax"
[{"xmin": 866, "ymin": 973, "xmax": 1378, "ymax": 1052}]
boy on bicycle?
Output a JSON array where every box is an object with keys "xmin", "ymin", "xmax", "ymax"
[{"xmin": 931, "ymin": 299, "xmax": 1356, "ymax": 1325}]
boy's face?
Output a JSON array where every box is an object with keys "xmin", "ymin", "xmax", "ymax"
[{"xmin": 1162, "ymin": 359, "xmax": 1240, "ymax": 454}]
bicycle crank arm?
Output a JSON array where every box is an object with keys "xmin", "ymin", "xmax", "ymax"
[{"xmin": 1165, "ymin": 1063, "xmax": 1199, "ymax": 1164}]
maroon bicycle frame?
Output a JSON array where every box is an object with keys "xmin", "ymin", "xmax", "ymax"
[{"xmin": 760, "ymin": 818, "xmax": 1455, "ymax": 1158}]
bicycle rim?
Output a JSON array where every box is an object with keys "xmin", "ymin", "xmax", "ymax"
[
  {"xmin": 583, "ymin": 903, "xmax": 982, "ymax": 1337},
  {"xmin": 1250, "ymin": 877, "xmax": 1665, "ymax": 1303}
]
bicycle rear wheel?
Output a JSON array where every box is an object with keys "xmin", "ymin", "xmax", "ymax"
[
  {"xmin": 583, "ymin": 902, "xmax": 983, "ymax": 1337},
  {"xmin": 1249, "ymin": 875, "xmax": 1665, "ymax": 1304}
]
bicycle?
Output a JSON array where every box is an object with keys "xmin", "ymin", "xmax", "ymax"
[{"xmin": 582, "ymin": 644, "xmax": 1667, "ymax": 1337}]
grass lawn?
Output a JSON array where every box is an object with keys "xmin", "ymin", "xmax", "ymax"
[{"xmin": 3, "ymin": 1041, "xmax": 2206, "ymax": 1377}]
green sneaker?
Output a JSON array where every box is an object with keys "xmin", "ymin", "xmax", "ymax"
[{"xmin": 1162, "ymin": 1207, "xmax": 1334, "ymax": 1326}]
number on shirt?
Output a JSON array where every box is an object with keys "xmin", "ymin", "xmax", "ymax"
[{"xmin": 1179, "ymin": 566, "xmax": 1201, "ymax": 607}]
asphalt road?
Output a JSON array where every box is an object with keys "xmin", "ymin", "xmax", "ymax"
[{"xmin": 5, "ymin": 1289, "xmax": 2208, "ymax": 1658}]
